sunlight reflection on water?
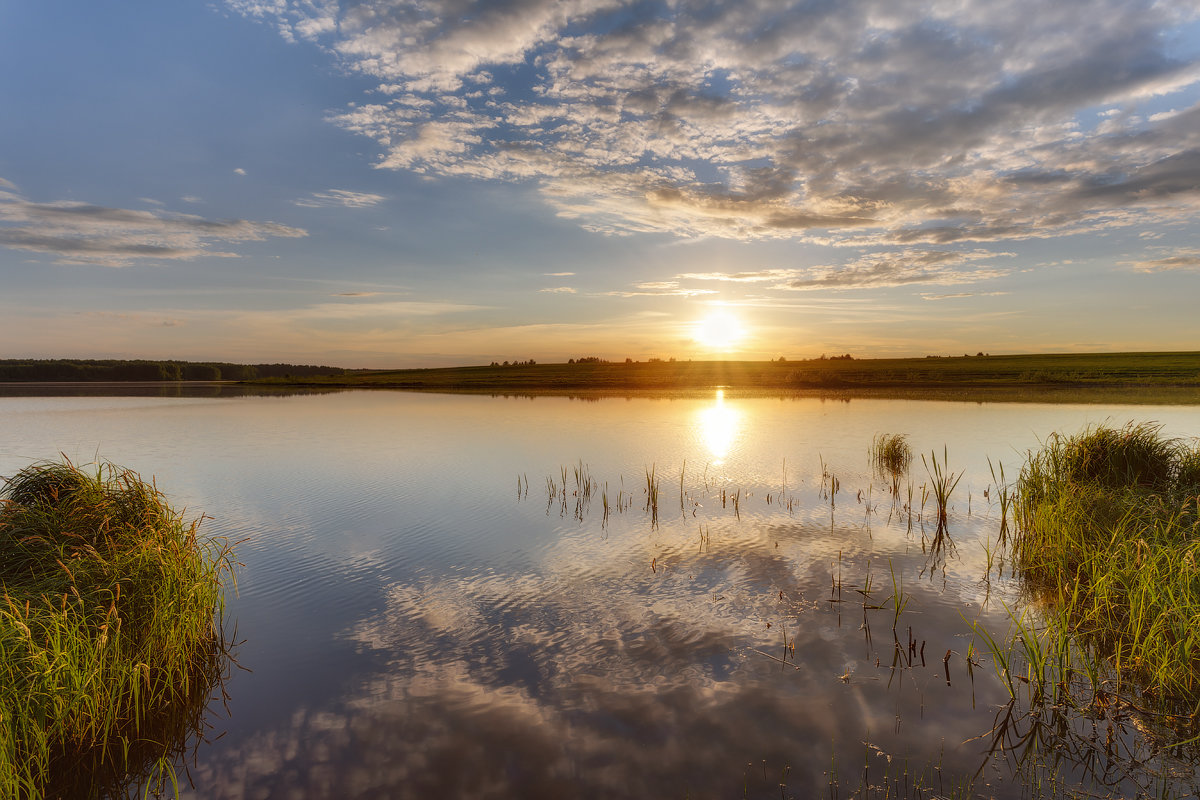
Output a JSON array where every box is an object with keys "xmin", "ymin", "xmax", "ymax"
[{"xmin": 697, "ymin": 389, "xmax": 741, "ymax": 462}]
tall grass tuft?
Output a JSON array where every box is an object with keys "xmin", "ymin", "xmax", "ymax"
[
  {"xmin": 0, "ymin": 458, "xmax": 234, "ymax": 797},
  {"xmin": 921, "ymin": 447, "xmax": 961, "ymax": 532},
  {"xmin": 871, "ymin": 433, "xmax": 912, "ymax": 479},
  {"xmin": 987, "ymin": 458, "xmax": 1013, "ymax": 546},
  {"xmin": 1037, "ymin": 421, "xmax": 1177, "ymax": 494},
  {"xmin": 644, "ymin": 464, "xmax": 659, "ymax": 527},
  {"xmin": 1013, "ymin": 422, "xmax": 1200, "ymax": 723}
]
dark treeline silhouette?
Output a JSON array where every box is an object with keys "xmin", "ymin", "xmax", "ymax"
[{"xmin": 0, "ymin": 359, "xmax": 346, "ymax": 382}]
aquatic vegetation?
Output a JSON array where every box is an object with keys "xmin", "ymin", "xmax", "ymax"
[
  {"xmin": 824, "ymin": 746, "xmax": 974, "ymax": 800},
  {"xmin": 887, "ymin": 559, "xmax": 909, "ymax": 633},
  {"xmin": 0, "ymin": 459, "xmax": 234, "ymax": 798},
  {"xmin": 1029, "ymin": 421, "xmax": 1177, "ymax": 495},
  {"xmin": 644, "ymin": 464, "xmax": 659, "ymax": 527},
  {"xmin": 1011, "ymin": 422, "xmax": 1200, "ymax": 724},
  {"xmin": 921, "ymin": 447, "xmax": 961, "ymax": 534},
  {"xmin": 679, "ymin": 460, "xmax": 686, "ymax": 513},
  {"xmin": 987, "ymin": 457, "xmax": 1013, "ymax": 546},
  {"xmin": 871, "ymin": 433, "xmax": 912, "ymax": 479},
  {"xmin": 971, "ymin": 602, "xmax": 1199, "ymax": 798}
]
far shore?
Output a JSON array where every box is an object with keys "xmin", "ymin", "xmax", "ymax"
[
  {"xmin": 243, "ymin": 351, "xmax": 1200, "ymax": 393},
  {"xmin": 3, "ymin": 352, "xmax": 1199, "ymax": 403}
]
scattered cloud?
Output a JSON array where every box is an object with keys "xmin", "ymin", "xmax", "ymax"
[
  {"xmin": 234, "ymin": 167, "xmax": 247, "ymax": 176},
  {"xmin": 777, "ymin": 250, "xmax": 1012, "ymax": 291},
  {"xmin": 332, "ymin": 291, "xmax": 381, "ymax": 297},
  {"xmin": 605, "ymin": 280, "xmax": 717, "ymax": 298},
  {"xmin": 180, "ymin": 195, "xmax": 203, "ymax": 204},
  {"xmin": 0, "ymin": 187, "xmax": 307, "ymax": 266},
  {"xmin": 676, "ymin": 269, "xmax": 808, "ymax": 284},
  {"xmin": 676, "ymin": 249, "xmax": 1011, "ymax": 292},
  {"xmin": 294, "ymin": 189, "xmax": 387, "ymax": 208},
  {"xmin": 539, "ymin": 286, "xmax": 576, "ymax": 293},
  {"xmin": 544, "ymin": 271, "xmax": 575, "ymax": 277},
  {"xmin": 1149, "ymin": 109, "xmax": 1181, "ymax": 122},
  {"xmin": 921, "ymin": 291, "xmax": 1011, "ymax": 300},
  {"xmin": 1123, "ymin": 249, "xmax": 1200, "ymax": 272},
  {"xmin": 297, "ymin": 300, "xmax": 483, "ymax": 319},
  {"xmin": 231, "ymin": 0, "xmax": 1200, "ymax": 245}
]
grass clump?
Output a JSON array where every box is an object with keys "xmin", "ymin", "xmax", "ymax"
[
  {"xmin": 870, "ymin": 433, "xmax": 912, "ymax": 476},
  {"xmin": 1014, "ymin": 423, "xmax": 1200, "ymax": 719},
  {"xmin": 0, "ymin": 459, "xmax": 234, "ymax": 798}
]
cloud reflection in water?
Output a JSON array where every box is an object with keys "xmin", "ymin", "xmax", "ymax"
[{"xmin": 186, "ymin": 513, "xmax": 1017, "ymax": 798}]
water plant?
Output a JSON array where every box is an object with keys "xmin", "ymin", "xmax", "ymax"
[
  {"xmin": 921, "ymin": 447, "xmax": 961, "ymax": 533},
  {"xmin": 987, "ymin": 457, "xmax": 1013, "ymax": 545},
  {"xmin": 969, "ymin": 601, "xmax": 1196, "ymax": 797},
  {"xmin": 887, "ymin": 559, "xmax": 909, "ymax": 632},
  {"xmin": 871, "ymin": 433, "xmax": 912, "ymax": 482},
  {"xmin": 0, "ymin": 458, "xmax": 234, "ymax": 797},
  {"xmin": 1011, "ymin": 423, "xmax": 1200, "ymax": 720},
  {"xmin": 644, "ymin": 464, "xmax": 659, "ymax": 527},
  {"xmin": 679, "ymin": 460, "xmax": 686, "ymax": 513}
]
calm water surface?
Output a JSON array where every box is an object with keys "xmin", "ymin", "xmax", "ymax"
[{"xmin": 3, "ymin": 389, "xmax": 1200, "ymax": 798}]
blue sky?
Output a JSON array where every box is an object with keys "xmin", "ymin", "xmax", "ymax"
[{"xmin": 2, "ymin": 0, "xmax": 1199, "ymax": 367}]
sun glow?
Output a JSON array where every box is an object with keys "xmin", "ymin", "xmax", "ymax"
[{"xmin": 693, "ymin": 310, "xmax": 746, "ymax": 351}]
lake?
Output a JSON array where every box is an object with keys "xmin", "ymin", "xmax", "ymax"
[{"xmin": 3, "ymin": 387, "xmax": 1200, "ymax": 798}]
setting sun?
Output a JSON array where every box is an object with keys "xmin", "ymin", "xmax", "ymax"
[{"xmin": 693, "ymin": 311, "xmax": 747, "ymax": 351}]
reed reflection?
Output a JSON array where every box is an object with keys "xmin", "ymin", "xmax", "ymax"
[{"xmin": 696, "ymin": 389, "xmax": 741, "ymax": 463}]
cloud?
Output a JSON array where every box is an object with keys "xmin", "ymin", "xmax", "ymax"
[
  {"xmin": 297, "ymin": 299, "xmax": 483, "ymax": 319},
  {"xmin": 777, "ymin": 249, "xmax": 1012, "ymax": 291},
  {"xmin": 230, "ymin": 0, "xmax": 1200, "ymax": 246},
  {"xmin": 1123, "ymin": 249, "xmax": 1200, "ymax": 272},
  {"xmin": 676, "ymin": 269, "xmax": 807, "ymax": 284},
  {"xmin": 332, "ymin": 291, "xmax": 381, "ymax": 297},
  {"xmin": 605, "ymin": 280, "xmax": 717, "ymax": 297},
  {"xmin": 294, "ymin": 189, "xmax": 387, "ymax": 208},
  {"xmin": 921, "ymin": 291, "xmax": 1011, "ymax": 300},
  {"xmin": 234, "ymin": 167, "xmax": 247, "ymax": 176},
  {"xmin": 539, "ymin": 286, "xmax": 576, "ymax": 293},
  {"xmin": 544, "ymin": 271, "xmax": 575, "ymax": 277},
  {"xmin": 0, "ymin": 188, "xmax": 307, "ymax": 266},
  {"xmin": 674, "ymin": 249, "xmax": 1011, "ymax": 292}
]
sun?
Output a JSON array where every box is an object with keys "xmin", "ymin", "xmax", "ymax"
[{"xmin": 693, "ymin": 310, "xmax": 746, "ymax": 351}]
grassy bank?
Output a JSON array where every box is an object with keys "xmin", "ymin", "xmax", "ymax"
[
  {"xmin": 246, "ymin": 351, "xmax": 1200, "ymax": 393},
  {"xmin": 1011, "ymin": 423, "xmax": 1200, "ymax": 720},
  {"xmin": 0, "ymin": 460, "xmax": 234, "ymax": 798}
]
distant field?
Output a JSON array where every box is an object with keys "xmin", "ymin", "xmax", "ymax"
[{"xmin": 250, "ymin": 351, "xmax": 1200, "ymax": 392}]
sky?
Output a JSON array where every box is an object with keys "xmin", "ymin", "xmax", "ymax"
[{"xmin": 2, "ymin": 0, "xmax": 1200, "ymax": 368}]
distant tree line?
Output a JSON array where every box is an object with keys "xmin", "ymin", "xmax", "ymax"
[{"xmin": 0, "ymin": 359, "xmax": 347, "ymax": 382}]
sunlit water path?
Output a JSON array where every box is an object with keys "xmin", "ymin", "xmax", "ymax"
[{"xmin": 3, "ymin": 389, "xmax": 1200, "ymax": 798}]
